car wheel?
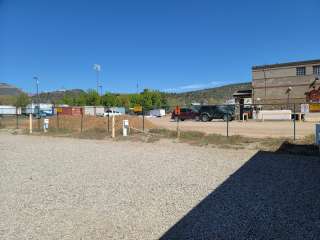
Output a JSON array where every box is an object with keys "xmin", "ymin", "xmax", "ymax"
[{"xmin": 201, "ymin": 114, "xmax": 209, "ymax": 122}]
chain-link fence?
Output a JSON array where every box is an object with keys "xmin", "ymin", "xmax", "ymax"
[{"xmin": 0, "ymin": 103, "xmax": 317, "ymax": 141}]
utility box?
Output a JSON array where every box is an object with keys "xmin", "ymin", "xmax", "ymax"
[
  {"xmin": 123, "ymin": 120, "xmax": 129, "ymax": 137},
  {"xmin": 316, "ymin": 124, "xmax": 320, "ymax": 145},
  {"xmin": 43, "ymin": 118, "xmax": 49, "ymax": 132}
]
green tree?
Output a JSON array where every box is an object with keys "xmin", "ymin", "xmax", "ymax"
[
  {"xmin": 15, "ymin": 93, "xmax": 30, "ymax": 107},
  {"xmin": 101, "ymin": 93, "xmax": 119, "ymax": 107},
  {"xmin": 86, "ymin": 90, "xmax": 101, "ymax": 106}
]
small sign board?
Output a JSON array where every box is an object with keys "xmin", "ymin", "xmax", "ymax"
[
  {"xmin": 175, "ymin": 106, "xmax": 181, "ymax": 115},
  {"xmin": 309, "ymin": 103, "xmax": 320, "ymax": 113},
  {"xmin": 56, "ymin": 107, "xmax": 62, "ymax": 113},
  {"xmin": 134, "ymin": 105, "xmax": 143, "ymax": 113}
]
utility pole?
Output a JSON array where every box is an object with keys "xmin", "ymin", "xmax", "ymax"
[
  {"xmin": 136, "ymin": 80, "xmax": 139, "ymax": 94},
  {"xmin": 33, "ymin": 76, "xmax": 40, "ymax": 111},
  {"xmin": 93, "ymin": 64, "xmax": 101, "ymax": 95}
]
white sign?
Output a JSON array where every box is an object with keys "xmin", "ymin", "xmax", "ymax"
[{"xmin": 301, "ymin": 104, "xmax": 310, "ymax": 113}]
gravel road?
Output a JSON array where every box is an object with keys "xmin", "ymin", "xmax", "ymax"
[
  {"xmin": 0, "ymin": 132, "xmax": 256, "ymax": 239},
  {"xmin": 1, "ymin": 132, "xmax": 319, "ymax": 239}
]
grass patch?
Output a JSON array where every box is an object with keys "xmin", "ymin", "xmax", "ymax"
[
  {"xmin": 147, "ymin": 128, "xmax": 319, "ymax": 154},
  {"xmin": 76, "ymin": 128, "xmax": 109, "ymax": 140},
  {"xmin": 149, "ymin": 128, "xmax": 256, "ymax": 148}
]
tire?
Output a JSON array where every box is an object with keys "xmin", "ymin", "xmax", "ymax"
[{"xmin": 201, "ymin": 114, "xmax": 209, "ymax": 122}]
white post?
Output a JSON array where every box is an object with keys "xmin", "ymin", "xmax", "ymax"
[
  {"xmin": 112, "ymin": 115, "xmax": 115, "ymax": 138},
  {"xmin": 29, "ymin": 114, "xmax": 33, "ymax": 134}
]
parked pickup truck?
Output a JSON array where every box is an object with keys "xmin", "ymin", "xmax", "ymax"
[
  {"xmin": 171, "ymin": 107, "xmax": 199, "ymax": 121},
  {"xmin": 198, "ymin": 105, "xmax": 235, "ymax": 122}
]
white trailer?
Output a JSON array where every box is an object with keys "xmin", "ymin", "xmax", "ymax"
[
  {"xmin": 254, "ymin": 110, "xmax": 292, "ymax": 121},
  {"xmin": 25, "ymin": 103, "xmax": 54, "ymax": 115},
  {"xmin": 149, "ymin": 109, "xmax": 166, "ymax": 117},
  {"xmin": 0, "ymin": 105, "xmax": 18, "ymax": 115},
  {"xmin": 84, "ymin": 106, "xmax": 105, "ymax": 116}
]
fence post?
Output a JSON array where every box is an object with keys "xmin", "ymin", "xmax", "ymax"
[
  {"xmin": 80, "ymin": 107, "xmax": 83, "ymax": 132},
  {"xmin": 107, "ymin": 114, "xmax": 110, "ymax": 133},
  {"xmin": 16, "ymin": 108, "xmax": 19, "ymax": 129},
  {"xmin": 112, "ymin": 115, "xmax": 115, "ymax": 138},
  {"xmin": 37, "ymin": 114, "xmax": 40, "ymax": 131},
  {"xmin": 57, "ymin": 111, "xmax": 59, "ymax": 129},
  {"xmin": 177, "ymin": 117, "xmax": 180, "ymax": 138},
  {"xmin": 293, "ymin": 103, "xmax": 296, "ymax": 141},
  {"xmin": 142, "ymin": 110, "xmax": 145, "ymax": 132},
  {"xmin": 227, "ymin": 114, "xmax": 229, "ymax": 137},
  {"xmin": 29, "ymin": 113, "xmax": 33, "ymax": 134}
]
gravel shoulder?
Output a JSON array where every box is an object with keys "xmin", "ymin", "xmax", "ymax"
[
  {"xmin": 1, "ymin": 132, "xmax": 319, "ymax": 239},
  {"xmin": 0, "ymin": 132, "xmax": 256, "ymax": 239}
]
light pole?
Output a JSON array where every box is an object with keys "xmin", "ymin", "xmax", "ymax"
[
  {"xmin": 33, "ymin": 76, "xmax": 40, "ymax": 111},
  {"xmin": 93, "ymin": 64, "xmax": 101, "ymax": 95}
]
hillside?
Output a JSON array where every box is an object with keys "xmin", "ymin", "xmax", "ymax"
[
  {"xmin": 0, "ymin": 83, "xmax": 23, "ymax": 96},
  {"xmin": 33, "ymin": 89, "xmax": 86, "ymax": 104},
  {"xmin": 166, "ymin": 82, "xmax": 251, "ymax": 106}
]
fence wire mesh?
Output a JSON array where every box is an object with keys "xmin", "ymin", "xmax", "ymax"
[{"xmin": 0, "ymin": 103, "xmax": 317, "ymax": 141}]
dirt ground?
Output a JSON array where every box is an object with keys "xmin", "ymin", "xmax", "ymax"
[{"xmin": 148, "ymin": 116, "xmax": 316, "ymax": 139}]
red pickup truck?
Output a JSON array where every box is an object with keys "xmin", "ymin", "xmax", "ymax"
[{"xmin": 171, "ymin": 107, "xmax": 199, "ymax": 121}]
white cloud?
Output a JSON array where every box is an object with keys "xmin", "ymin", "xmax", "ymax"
[{"xmin": 163, "ymin": 81, "xmax": 221, "ymax": 93}]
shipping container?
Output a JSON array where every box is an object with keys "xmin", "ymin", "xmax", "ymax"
[
  {"xmin": 0, "ymin": 105, "xmax": 20, "ymax": 115},
  {"xmin": 84, "ymin": 106, "xmax": 105, "ymax": 116},
  {"xmin": 57, "ymin": 107, "xmax": 83, "ymax": 116}
]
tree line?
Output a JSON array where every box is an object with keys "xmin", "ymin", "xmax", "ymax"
[
  {"xmin": 0, "ymin": 89, "xmax": 168, "ymax": 110},
  {"xmin": 58, "ymin": 89, "xmax": 168, "ymax": 110}
]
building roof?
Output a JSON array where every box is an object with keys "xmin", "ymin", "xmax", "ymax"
[{"xmin": 252, "ymin": 59, "xmax": 320, "ymax": 70}]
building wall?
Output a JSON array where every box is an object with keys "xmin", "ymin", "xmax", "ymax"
[{"xmin": 252, "ymin": 61, "xmax": 320, "ymax": 105}]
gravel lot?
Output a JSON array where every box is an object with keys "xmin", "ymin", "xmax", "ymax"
[
  {"xmin": 1, "ymin": 132, "xmax": 320, "ymax": 239},
  {"xmin": 149, "ymin": 116, "xmax": 315, "ymax": 139},
  {"xmin": 0, "ymin": 132, "xmax": 256, "ymax": 239}
]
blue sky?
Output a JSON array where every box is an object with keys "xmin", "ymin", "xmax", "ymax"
[{"xmin": 1, "ymin": 0, "xmax": 320, "ymax": 94}]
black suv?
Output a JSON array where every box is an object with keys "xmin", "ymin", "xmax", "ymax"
[{"xmin": 198, "ymin": 105, "xmax": 235, "ymax": 122}]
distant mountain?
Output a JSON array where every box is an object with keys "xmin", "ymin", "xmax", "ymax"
[
  {"xmin": 166, "ymin": 82, "xmax": 252, "ymax": 105},
  {"xmin": 0, "ymin": 83, "xmax": 24, "ymax": 96},
  {"xmin": 33, "ymin": 89, "xmax": 86, "ymax": 104}
]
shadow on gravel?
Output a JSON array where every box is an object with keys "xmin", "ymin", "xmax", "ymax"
[{"xmin": 160, "ymin": 147, "xmax": 320, "ymax": 240}]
